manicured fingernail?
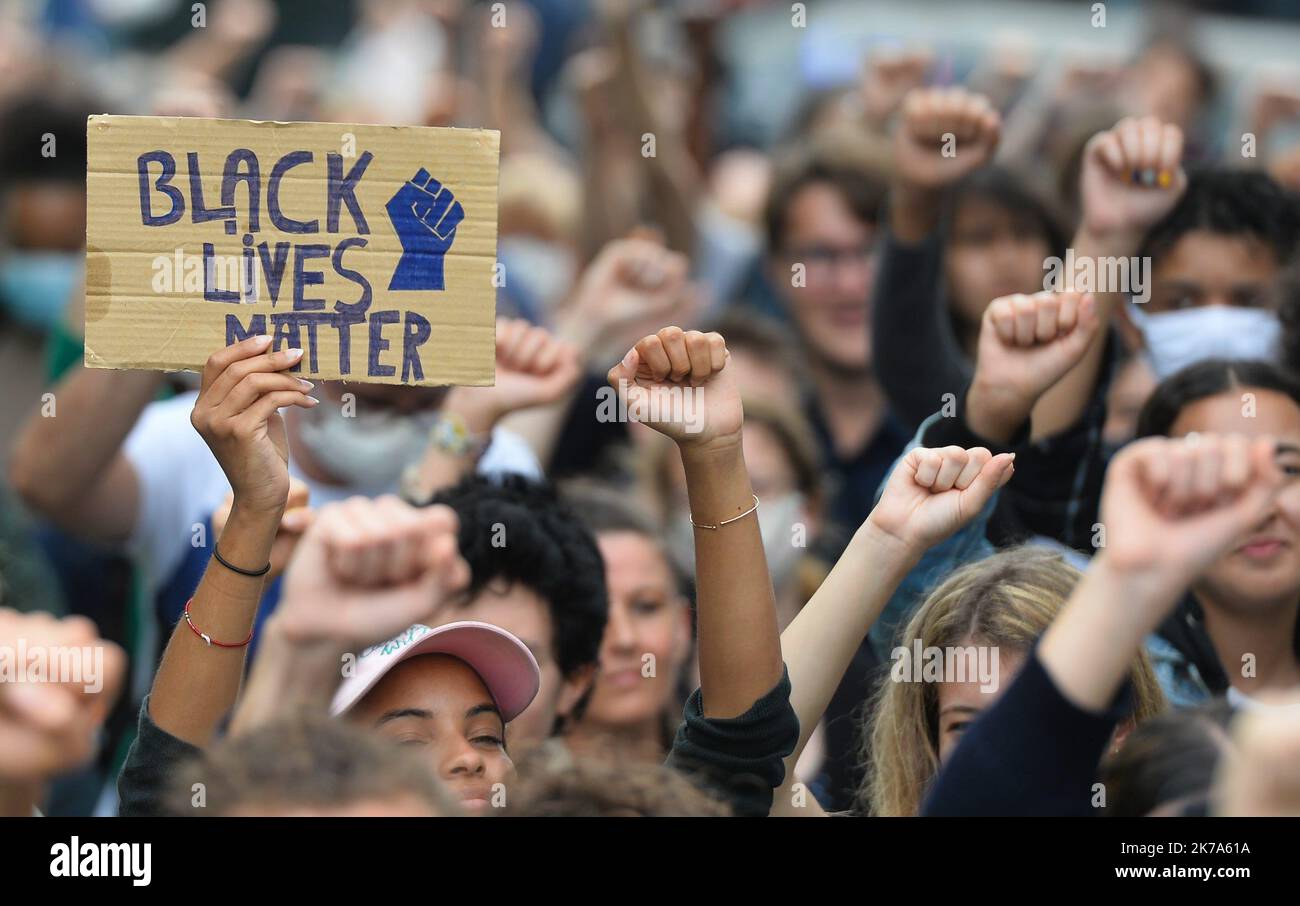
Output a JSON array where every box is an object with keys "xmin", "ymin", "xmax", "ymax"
[
  {"xmin": 286, "ymin": 348, "xmax": 304, "ymax": 361},
  {"xmin": 622, "ymin": 349, "xmax": 636, "ymax": 367},
  {"xmin": 306, "ymin": 396, "xmax": 319, "ymax": 405},
  {"xmin": 298, "ymin": 379, "xmax": 314, "ymax": 390},
  {"xmin": 254, "ymin": 334, "xmax": 272, "ymax": 348},
  {"xmin": 1131, "ymin": 169, "xmax": 1142, "ymax": 184},
  {"xmin": 1157, "ymin": 169, "xmax": 1171, "ymax": 188}
]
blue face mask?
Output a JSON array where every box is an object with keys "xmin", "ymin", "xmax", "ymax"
[
  {"xmin": 0, "ymin": 251, "xmax": 80, "ymax": 332},
  {"xmin": 1129, "ymin": 304, "xmax": 1282, "ymax": 381}
]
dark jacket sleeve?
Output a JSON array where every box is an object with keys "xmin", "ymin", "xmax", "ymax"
[
  {"xmin": 116, "ymin": 695, "xmax": 202, "ymax": 817},
  {"xmin": 665, "ymin": 666, "xmax": 800, "ymax": 817},
  {"xmin": 994, "ymin": 354, "xmax": 1112, "ymax": 553},
  {"xmin": 920, "ymin": 331, "xmax": 1120, "ymax": 554},
  {"xmin": 871, "ymin": 230, "xmax": 973, "ymax": 433},
  {"xmin": 921, "ymin": 649, "xmax": 1128, "ymax": 816},
  {"xmin": 920, "ymin": 386, "xmax": 1032, "ymax": 453}
]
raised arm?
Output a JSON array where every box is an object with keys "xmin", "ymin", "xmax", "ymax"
[
  {"xmin": 8, "ymin": 363, "xmax": 162, "ymax": 542},
  {"xmin": 964, "ymin": 290, "xmax": 1101, "ymax": 445},
  {"xmin": 476, "ymin": 3, "xmax": 564, "ymax": 159},
  {"xmin": 145, "ymin": 335, "xmax": 314, "ymax": 746},
  {"xmin": 772, "ymin": 289, "xmax": 1101, "ymax": 814},
  {"xmin": 230, "ymin": 497, "xmax": 469, "ymax": 734},
  {"xmin": 603, "ymin": 3, "xmax": 700, "ymax": 256},
  {"xmin": 1039, "ymin": 435, "xmax": 1281, "ymax": 711},
  {"xmin": 770, "ymin": 445, "xmax": 1013, "ymax": 816},
  {"xmin": 502, "ymin": 240, "xmax": 691, "ymax": 467},
  {"xmin": 1030, "ymin": 116, "xmax": 1186, "ymax": 439},
  {"xmin": 606, "ymin": 326, "xmax": 779, "ymax": 716},
  {"xmin": 873, "ymin": 87, "xmax": 1000, "ymax": 428},
  {"xmin": 924, "ymin": 434, "xmax": 1282, "ymax": 816},
  {"xmin": 404, "ymin": 318, "xmax": 581, "ymax": 502},
  {"xmin": 887, "ymin": 86, "xmax": 1001, "ymax": 244},
  {"xmin": 924, "ymin": 289, "xmax": 1108, "ymax": 553}
]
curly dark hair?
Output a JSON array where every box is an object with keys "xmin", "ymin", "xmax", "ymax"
[
  {"xmin": 430, "ymin": 474, "xmax": 608, "ymax": 679},
  {"xmin": 1138, "ymin": 169, "xmax": 1300, "ymax": 269}
]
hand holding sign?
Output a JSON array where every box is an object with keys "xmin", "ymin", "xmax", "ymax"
[
  {"xmin": 386, "ymin": 168, "xmax": 465, "ymax": 291},
  {"xmin": 191, "ymin": 334, "xmax": 318, "ymax": 516}
]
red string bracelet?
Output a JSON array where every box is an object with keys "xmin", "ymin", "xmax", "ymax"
[{"xmin": 183, "ymin": 598, "xmax": 255, "ymax": 648}]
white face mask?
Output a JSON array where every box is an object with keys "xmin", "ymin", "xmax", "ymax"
[
  {"xmin": 757, "ymin": 492, "xmax": 808, "ymax": 590},
  {"xmin": 498, "ymin": 237, "xmax": 576, "ymax": 317},
  {"xmin": 666, "ymin": 492, "xmax": 807, "ymax": 590},
  {"xmin": 296, "ymin": 404, "xmax": 439, "ymax": 492},
  {"xmin": 1129, "ymin": 304, "xmax": 1282, "ymax": 381}
]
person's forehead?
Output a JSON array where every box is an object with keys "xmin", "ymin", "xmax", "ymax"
[
  {"xmin": 933, "ymin": 647, "xmax": 1026, "ymax": 707},
  {"xmin": 1154, "ymin": 231, "xmax": 1279, "ymax": 283},
  {"xmin": 1171, "ymin": 389, "xmax": 1300, "ymax": 438},
  {"xmin": 360, "ymin": 654, "xmax": 492, "ymax": 714},
  {"xmin": 597, "ymin": 531, "xmax": 675, "ymax": 591},
  {"xmin": 949, "ymin": 198, "xmax": 1041, "ymax": 233},
  {"xmin": 782, "ymin": 183, "xmax": 874, "ymax": 243}
]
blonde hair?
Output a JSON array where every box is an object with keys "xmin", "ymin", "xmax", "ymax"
[{"xmin": 862, "ymin": 546, "xmax": 1166, "ymax": 816}]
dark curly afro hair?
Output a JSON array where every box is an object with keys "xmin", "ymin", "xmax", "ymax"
[{"xmin": 430, "ymin": 474, "xmax": 607, "ymax": 679}]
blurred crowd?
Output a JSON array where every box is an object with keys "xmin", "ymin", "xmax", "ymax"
[{"xmin": 3, "ymin": 0, "xmax": 1300, "ymax": 821}]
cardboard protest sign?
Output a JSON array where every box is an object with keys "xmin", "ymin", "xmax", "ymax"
[{"xmin": 85, "ymin": 115, "xmax": 499, "ymax": 385}]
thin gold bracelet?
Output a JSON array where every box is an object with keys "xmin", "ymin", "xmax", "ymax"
[{"xmin": 691, "ymin": 495, "xmax": 760, "ymax": 530}]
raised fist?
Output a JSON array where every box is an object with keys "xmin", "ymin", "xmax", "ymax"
[
  {"xmin": 1099, "ymin": 434, "xmax": 1283, "ymax": 585},
  {"xmin": 867, "ymin": 445, "xmax": 1015, "ymax": 556},
  {"xmin": 387, "ymin": 169, "xmax": 466, "ymax": 291},
  {"xmin": 1079, "ymin": 116, "xmax": 1186, "ymax": 242},
  {"xmin": 0, "ymin": 610, "xmax": 126, "ymax": 785},
  {"xmin": 966, "ymin": 290, "xmax": 1101, "ymax": 443},
  {"xmin": 606, "ymin": 327, "xmax": 740, "ymax": 450},
  {"xmin": 893, "ymin": 87, "xmax": 1000, "ymax": 190}
]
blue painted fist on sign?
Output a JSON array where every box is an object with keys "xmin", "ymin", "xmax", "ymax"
[{"xmin": 386, "ymin": 168, "xmax": 465, "ymax": 291}]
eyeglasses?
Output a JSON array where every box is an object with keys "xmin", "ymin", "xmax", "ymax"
[{"xmin": 783, "ymin": 243, "xmax": 877, "ymax": 275}]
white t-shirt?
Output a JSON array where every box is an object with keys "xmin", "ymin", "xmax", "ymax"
[{"xmin": 122, "ymin": 391, "xmax": 542, "ymax": 592}]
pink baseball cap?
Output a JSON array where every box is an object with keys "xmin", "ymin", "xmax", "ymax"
[{"xmin": 331, "ymin": 621, "xmax": 541, "ymax": 722}]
